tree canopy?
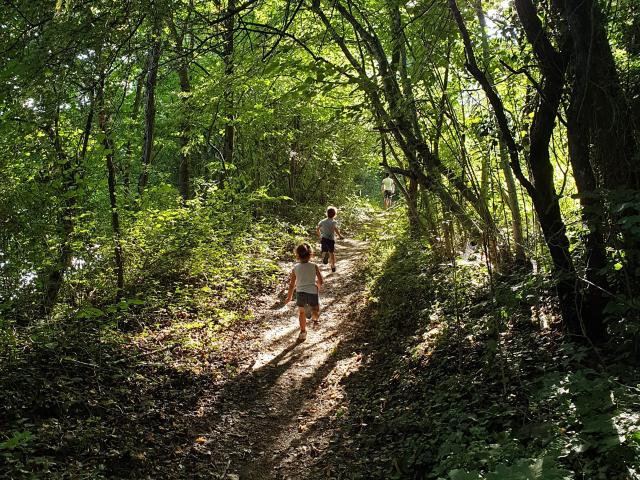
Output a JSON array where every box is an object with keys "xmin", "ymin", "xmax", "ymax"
[{"xmin": 1, "ymin": 0, "xmax": 640, "ymax": 477}]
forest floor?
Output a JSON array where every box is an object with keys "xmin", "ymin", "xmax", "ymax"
[
  {"xmin": 1, "ymin": 233, "xmax": 378, "ymax": 480},
  {"xmin": 188, "ymin": 236, "xmax": 373, "ymax": 479},
  {"xmin": 4, "ymin": 213, "xmax": 640, "ymax": 479}
]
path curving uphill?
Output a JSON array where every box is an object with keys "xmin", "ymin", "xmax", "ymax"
[{"xmin": 187, "ymin": 237, "xmax": 371, "ymax": 479}]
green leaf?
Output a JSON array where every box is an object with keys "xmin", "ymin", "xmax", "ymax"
[
  {"xmin": 614, "ymin": 201, "xmax": 639, "ymax": 213},
  {"xmin": 619, "ymin": 215, "xmax": 640, "ymax": 226},
  {"xmin": 449, "ymin": 470, "xmax": 481, "ymax": 480},
  {"xmin": 77, "ymin": 306, "xmax": 105, "ymax": 318},
  {"xmin": 486, "ymin": 457, "xmax": 572, "ymax": 480},
  {"xmin": 0, "ymin": 431, "xmax": 34, "ymax": 451}
]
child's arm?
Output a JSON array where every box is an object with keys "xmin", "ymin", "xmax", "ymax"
[
  {"xmin": 285, "ymin": 270, "xmax": 296, "ymax": 303},
  {"xmin": 315, "ymin": 265, "xmax": 324, "ymax": 290},
  {"xmin": 316, "ymin": 225, "xmax": 321, "ymax": 239},
  {"xmin": 334, "ymin": 225, "xmax": 344, "ymax": 240}
]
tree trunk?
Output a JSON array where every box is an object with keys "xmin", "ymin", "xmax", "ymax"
[
  {"xmin": 176, "ymin": 67, "xmax": 191, "ymax": 201},
  {"xmin": 421, "ymin": 191, "xmax": 441, "ymax": 249},
  {"xmin": 97, "ymin": 75, "xmax": 125, "ymax": 300},
  {"xmin": 474, "ymin": 0, "xmax": 491, "ymax": 203},
  {"xmin": 562, "ymin": 0, "xmax": 638, "ymax": 298},
  {"xmin": 527, "ymin": 83, "xmax": 581, "ymax": 335},
  {"xmin": 563, "ymin": 0, "xmax": 639, "ymax": 191},
  {"xmin": 407, "ymin": 177, "xmax": 421, "ymax": 236},
  {"xmin": 168, "ymin": 15, "xmax": 193, "ymax": 202},
  {"xmin": 475, "ymin": 0, "xmax": 526, "ymax": 264},
  {"xmin": 498, "ymin": 140, "xmax": 526, "ymax": 263},
  {"xmin": 450, "ymin": 0, "xmax": 584, "ymax": 336},
  {"xmin": 565, "ymin": 109, "xmax": 609, "ymax": 341},
  {"xmin": 121, "ymin": 71, "xmax": 145, "ymax": 206},
  {"xmin": 41, "ymin": 105, "xmax": 92, "ymax": 314},
  {"xmin": 380, "ymin": 128, "xmax": 424, "ymax": 235},
  {"xmin": 222, "ymin": 0, "xmax": 236, "ymax": 180},
  {"xmin": 518, "ymin": 0, "xmax": 610, "ymax": 340},
  {"xmin": 138, "ymin": 16, "xmax": 162, "ymax": 196},
  {"xmin": 288, "ymin": 116, "xmax": 301, "ymax": 199}
]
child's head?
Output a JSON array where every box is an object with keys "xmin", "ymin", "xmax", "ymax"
[
  {"xmin": 295, "ymin": 243, "xmax": 312, "ymax": 262},
  {"xmin": 327, "ymin": 206, "xmax": 337, "ymax": 218}
]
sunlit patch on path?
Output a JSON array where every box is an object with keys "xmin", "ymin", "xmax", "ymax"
[{"xmin": 184, "ymin": 238, "xmax": 370, "ymax": 479}]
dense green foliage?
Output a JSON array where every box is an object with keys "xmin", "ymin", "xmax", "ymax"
[
  {"xmin": 1, "ymin": 0, "xmax": 640, "ymax": 477},
  {"xmin": 0, "ymin": 0, "xmax": 377, "ymax": 319},
  {"xmin": 318, "ymin": 214, "xmax": 640, "ymax": 479},
  {"xmin": 0, "ymin": 203, "xmax": 298, "ymax": 477}
]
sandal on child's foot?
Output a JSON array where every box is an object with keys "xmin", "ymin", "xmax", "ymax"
[
  {"xmin": 331, "ymin": 266, "xmax": 336, "ymax": 272},
  {"xmin": 298, "ymin": 330, "xmax": 307, "ymax": 341}
]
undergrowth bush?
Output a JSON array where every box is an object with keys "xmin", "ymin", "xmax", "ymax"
[
  {"xmin": 0, "ymin": 187, "xmax": 314, "ymax": 479},
  {"xmin": 0, "ymin": 187, "xmax": 309, "ymax": 385},
  {"xmin": 324, "ymin": 217, "xmax": 640, "ymax": 480}
]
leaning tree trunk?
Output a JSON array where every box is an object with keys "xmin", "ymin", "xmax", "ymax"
[
  {"xmin": 312, "ymin": 0, "xmax": 486, "ymax": 238},
  {"xmin": 450, "ymin": 0, "xmax": 585, "ymax": 337},
  {"xmin": 475, "ymin": 0, "xmax": 526, "ymax": 263}
]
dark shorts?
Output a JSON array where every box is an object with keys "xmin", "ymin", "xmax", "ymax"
[
  {"xmin": 321, "ymin": 237, "xmax": 335, "ymax": 253},
  {"xmin": 296, "ymin": 291, "xmax": 319, "ymax": 308},
  {"xmin": 384, "ymin": 190, "xmax": 394, "ymax": 199}
]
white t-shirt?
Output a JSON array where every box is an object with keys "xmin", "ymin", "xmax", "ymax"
[
  {"xmin": 318, "ymin": 217, "xmax": 338, "ymax": 240},
  {"xmin": 294, "ymin": 262, "xmax": 318, "ymax": 294},
  {"xmin": 382, "ymin": 177, "xmax": 395, "ymax": 192}
]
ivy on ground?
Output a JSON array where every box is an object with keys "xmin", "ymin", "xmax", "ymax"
[{"xmin": 309, "ymin": 232, "xmax": 640, "ymax": 480}]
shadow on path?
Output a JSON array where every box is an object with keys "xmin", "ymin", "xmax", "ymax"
[{"xmin": 178, "ymin": 238, "xmax": 372, "ymax": 479}]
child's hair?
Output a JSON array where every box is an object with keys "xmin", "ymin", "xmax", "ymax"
[
  {"xmin": 295, "ymin": 243, "xmax": 312, "ymax": 261},
  {"xmin": 327, "ymin": 206, "xmax": 337, "ymax": 218}
]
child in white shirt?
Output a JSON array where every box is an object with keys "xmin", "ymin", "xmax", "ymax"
[{"xmin": 285, "ymin": 243, "xmax": 323, "ymax": 341}]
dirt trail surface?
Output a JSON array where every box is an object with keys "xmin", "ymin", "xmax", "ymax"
[{"xmin": 189, "ymin": 238, "xmax": 371, "ymax": 479}]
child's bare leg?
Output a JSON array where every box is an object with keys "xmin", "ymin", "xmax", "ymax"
[
  {"xmin": 311, "ymin": 306, "xmax": 320, "ymax": 324},
  {"xmin": 298, "ymin": 307, "xmax": 306, "ymax": 332},
  {"xmin": 330, "ymin": 252, "xmax": 336, "ymax": 268}
]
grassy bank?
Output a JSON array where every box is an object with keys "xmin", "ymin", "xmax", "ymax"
[{"xmin": 312, "ymin": 217, "xmax": 640, "ymax": 479}]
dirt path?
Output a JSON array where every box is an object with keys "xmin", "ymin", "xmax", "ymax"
[{"xmin": 189, "ymin": 238, "xmax": 371, "ymax": 479}]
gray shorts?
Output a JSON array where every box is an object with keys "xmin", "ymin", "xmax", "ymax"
[
  {"xmin": 321, "ymin": 237, "xmax": 335, "ymax": 253},
  {"xmin": 296, "ymin": 291, "xmax": 319, "ymax": 308}
]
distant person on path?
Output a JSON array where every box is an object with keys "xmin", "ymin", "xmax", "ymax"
[
  {"xmin": 317, "ymin": 206, "xmax": 344, "ymax": 273},
  {"xmin": 286, "ymin": 243, "xmax": 323, "ymax": 341},
  {"xmin": 381, "ymin": 173, "xmax": 395, "ymax": 209}
]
